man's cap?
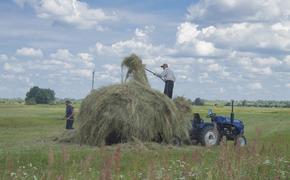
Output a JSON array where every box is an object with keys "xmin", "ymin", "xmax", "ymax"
[
  {"xmin": 160, "ymin": 63, "xmax": 168, "ymax": 68},
  {"xmin": 65, "ymin": 100, "xmax": 71, "ymax": 104}
]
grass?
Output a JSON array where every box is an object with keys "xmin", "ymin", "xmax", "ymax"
[{"xmin": 0, "ymin": 103, "xmax": 289, "ymax": 179}]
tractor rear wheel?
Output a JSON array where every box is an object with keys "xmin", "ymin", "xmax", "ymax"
[
  {"xmin": 170, "ymin": 136, "xmax": 182, "ymax": 146},
  {"xmin": 200, "ymin": 126, "xmax": 219, "ymax": 146},
  {"xmin": 234, "ymin": 135, "xmax": 247, "ymax": 147}
]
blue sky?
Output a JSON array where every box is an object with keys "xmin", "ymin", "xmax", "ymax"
[{"xmin": 1, "ymin": 0, "xmax": 290, "ymax": 100}]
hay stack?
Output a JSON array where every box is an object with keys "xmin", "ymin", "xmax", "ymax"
[{"xmin": 72, "ymin": 54, "xmax": 192, "ymax": 146}]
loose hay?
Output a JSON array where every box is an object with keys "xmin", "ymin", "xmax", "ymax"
[
  {"xmin": 61, "ymin": 54, "xmax": 192, "ymax": 146},
  {"xmin": 121, "ymin": 54, "xmax": 149, "ymax": 86}
]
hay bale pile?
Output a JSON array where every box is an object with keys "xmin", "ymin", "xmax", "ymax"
[{"xmin": 69, "ymin": 54, "xmax": 192, "ymax": 146}]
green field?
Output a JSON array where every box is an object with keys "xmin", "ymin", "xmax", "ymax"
[{"xmin": 0, "ymin": 103, "xmax": 289, "ymax": 179}]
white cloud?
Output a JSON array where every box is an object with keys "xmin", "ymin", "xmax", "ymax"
[
  {"xmin": 70, "ymin": 69, "xmax": 91, "ymax": 78},
  {"xmin": 198, "ymin": 72, "xmax": 209, "ymax": 82},
  {"xmin": 1, "ymin": 74, "xmax": 16, "ymax": 80},
  {"xmin": 178, "ymin": 22, "xmax": 290, "ymax": 53},
  {"xmin": 248, "ymin": 82, "xmax": 262, "ymax": 90},
  {"xmin": 96, "ymin": 64, "xmax": 122, "ymax": 82},
  {"xmin": 111, "ymin": 26, "xmax": 155, "ymax": 55},
  {"xmin": 96, "ymin": 73, "xmax": 120, "ymax": 83},
  {"xmin": 229, "ymin": 54, "xmax": 281, "ymax": 75},
  {"xmin": 207, "ymin": 63, "xmax": 222, "ymax": 72},
  {"xmin": 176, "ymin": 22, "xmax": 217, "ymax": 56},
  {"xmin": 272, "ymin": 22, "xmax": 290, "ymax": 31},
  {"xmin": 187, "ymin": 0, "xmax": 290, "ymax": 23},
  {"xmin": 248, "ymin": 67, "xmax": 272, "ymax": 75},
  {"xmin": 0, "ymin": 54, "xmax": 9, "ymax": 61},
  {"xmin": 43, "ymin": 59, "xmax": 73, "ymax": 69},
  {"xmin": 286, "ymin": 83, "xmax": 290, "ymax": 88},
  {"xmin": 195, "ymin": 41, "xmax": 216, "ymax": 56},
  {"xmin": 102, "ymin": 64, "xmax": 120, "ymax": 72},
  {"xmin": 91, "ymin": 42, "xmax": 105, "ymax": 54},
  {"xmin": 135, "ymin": 26, "xmax": 155, "ymax": 41},
  {"xmin": 45, "ymin": 49, "xmax": 95, "ymax": 72},
  {"xmin": 7, "ymin": 48, "xmax": 96, "ymax": 83},
  {"xmin": 50, "ymin": 49, "xmax": 73, "ymax": 60},
  {"xmin": 255, "ymin": 57, "xmax": 280, "ymax": 66},
  {"xmin": 283, "ymin": 55, "xmax": 290, "ymax": 65},
  {"xmin": 176, "ymin": 22, "xmax": 199, "ymax": 44},
  {"xmin": 78, "ymin": 53, "xmax": 93, "ymax": 61},
  {"xmin": 78, "ymin": 53, "xmax": 94, "ymax": 68},
  {"xmin": 182, "ymin": 0, "xmax": 290, "ymax": 54},
  {"xmin": 91, "ymin": 26, "xmax": 170, "ymax": 58},
  {"xmin": 112, "ymin": 40, "xmax": 152, "ymax": 54},
  {"xmin": 4, "ymin": 62, "xmax": 25, "ymax": 73},
  {"xmin": 16, "ymin": 47, "xmax": 43, "ymax": 58},
  {"xmin": 15, "ymin": 0, "xmax": 116, "ymax": 29}
]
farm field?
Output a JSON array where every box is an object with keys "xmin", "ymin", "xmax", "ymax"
[{"xmin": 0, "ymin": 103, "xmax": 290, "ymax": 179}]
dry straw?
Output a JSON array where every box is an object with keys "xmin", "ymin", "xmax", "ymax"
[{"xmin": 61, "ymin": 54, "xmax": 192, "ymax": 146}]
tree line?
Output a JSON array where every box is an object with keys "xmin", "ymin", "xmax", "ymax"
[
  {"xmin": 225, "ymin": 100, "xmax": 290, "ymax": 108},
  {"xmin": 192, "ymin": 98, "xmax": 290, "ymax": 108},
  {"xmin": 1, "ymin": 88, "xmax": 290, "ymax": 108}
]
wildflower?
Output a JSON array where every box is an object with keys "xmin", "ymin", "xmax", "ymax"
[
  {"xmin": 263, "ymin": 159, "xmax": 271, "ymax": 165},
  {"xmin": 138, "ymin": 172, "xmax": 143, "ymax": 177},
  {"xmin": 189, "ymin": 172, "xmax": 197, "ymax": 177}
]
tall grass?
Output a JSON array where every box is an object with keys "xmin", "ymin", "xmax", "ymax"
[{"xmin": 1, "ymin": 139, "xmax": 289, "ymax": 179}]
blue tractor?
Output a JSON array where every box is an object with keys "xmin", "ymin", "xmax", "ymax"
[{"xmin": 190, "ymin": 100, "xmax": 247, "ymax": 146}]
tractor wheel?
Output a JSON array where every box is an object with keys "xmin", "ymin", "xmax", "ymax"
[
  {"xmin": 170, "ymin": 136, "xmax": 182, "ymax": 146},
  {"xmin": 234, "ymin": 135, "xmax": 247, "ymax": 147},
  {"xmin": 200, "ymin": 126, "xmax": 219, "ymax": 146}
]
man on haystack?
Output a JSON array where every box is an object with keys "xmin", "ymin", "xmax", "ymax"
[
  {"xmin": 155, "ymin": 63, "xmax": 176, "ymax": 99},
  {"xmin": 65, "ymin": 100, "xmax": 74, "ymax": 130}
]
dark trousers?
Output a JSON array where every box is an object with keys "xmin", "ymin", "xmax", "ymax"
[
  {"xmin": 164, "ymin": 80, "xmax": 174, "ymax": 99},
  {"xmin": 66, "ymin": 119, "xmax": 74, "ymax": 129}
]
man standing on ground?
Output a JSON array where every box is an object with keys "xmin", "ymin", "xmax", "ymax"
[
  {"xmin": 155, "ymin": 63, "xmax": 176, "ymax": 99},
  {"xmin": 65, "ymin": 100, "xmax": 74, "ymax": 129}
]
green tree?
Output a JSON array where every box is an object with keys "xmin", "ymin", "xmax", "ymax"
[
  {"xmin": 25, "ymin": 86, "xmax": 55, "ymax": 104},
  {"xmin": 194, "ymin": 97, "xmax": 205, "ymax": 106},
  {"xmin": 242, "ymin": 100, "xmax": 247, "ymax": 106}
]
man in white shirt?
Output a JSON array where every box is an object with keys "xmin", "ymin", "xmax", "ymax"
[{"xmin": 155, "ymin": 63, "xmax": 176, "ymax": 99}]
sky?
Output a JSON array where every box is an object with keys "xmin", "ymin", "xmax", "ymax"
[{"xmin": 1, "ymin": 0, "xmax": 290, "ymax": 100}]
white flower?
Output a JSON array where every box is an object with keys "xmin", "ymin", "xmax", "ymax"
[{"xmin": 263, "ymin": 159, "xmax": 271, "ymax": 165}]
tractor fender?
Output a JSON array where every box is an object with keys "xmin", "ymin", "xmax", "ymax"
[{"xmin": 199, "ymin": 122, "xmax": 214, "ymax": 129}]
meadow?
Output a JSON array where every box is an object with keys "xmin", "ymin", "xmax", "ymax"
[{"xmin": 0, "ymin": 103, "xmax": 289, "ymax": 179}]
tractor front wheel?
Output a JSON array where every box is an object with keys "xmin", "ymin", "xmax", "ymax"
[
  {"xmin": 200, "ymin": 126, "xmax": 219, "ymax": 146},
  {"xmin": 234, "ymin": 135, "xmax": 247, "ymax": 147}
]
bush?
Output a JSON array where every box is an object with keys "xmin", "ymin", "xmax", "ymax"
[
  {"xmin": 25, "ymin": 98, "xmax": 36, "ymax": 105},
  {"xmin": 25, "ymin": 86, "xmax": 55, "ymax": 104}
]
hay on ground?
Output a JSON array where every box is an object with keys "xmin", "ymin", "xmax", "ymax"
[{"xmin": 62, "ymin": 54, "xmax": 192, "ymax": 146}]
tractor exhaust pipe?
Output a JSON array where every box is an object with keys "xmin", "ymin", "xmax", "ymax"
[{"xmin": 230, "ymin": 100, "xmax": 234, "ymax": 123}]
